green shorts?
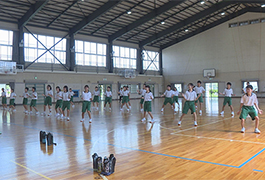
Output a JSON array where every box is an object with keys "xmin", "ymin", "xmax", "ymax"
[
  {"xmin": 44, "ymin": 96, "xmax": 52, "ymax": 106},
  {"xmin": 144, "ymin": 101, "xmax": 152, "ymax": 112},
  {"xmin": 62, "ymin": 101, "xmax": 70, "ymax": 111},
  {"xmin": 2, "ymin": 97, "xmax": 7, "ymax": 104},
  {"xmin": 173, "ymin": 96, "xmax": 179, "ymax": 103},
  {"xmin": 30, "ymin": 99, "xmax": 37, "ymax": 107},
  {"xmin": 55, "ymin": 99, "xmax": 63, "ymax": 109},
  {"xmin": 82, "ymin": 101, "xmax": 91, "ymax": 112},
  {"xmin": 23, "ymin": 98, "xmax": 28, "ymax": 105},
  {"xmin": 163, "ymin": 97, "xmax": 173, "ymax": 105},
  {"xmin": 195, "ymin": 94, "xmax": 203, "ymax": 103},
  {"xmin": 140, "ymin": 97, "xmax": 144, "ymax": 104},
  {"xmin": 93, "ymin": 96, "xmax": 99, "ymax": 102},
  {"xmin": 223, "ymin": 97, "xmax": 232, "ymax": 106},
  {"xmin": 70, "ymin": 96, "xmax": 74, "ymax": 102},
  {"xmin": 122, "ymin": 96, "xmax": 129, "ymax": 103},
  {"xmin": 105, "ymin": 97, "xmax": 112, "ymax": 104},
  {"xmin": 239, "ymin": 106, "xmax": 257, "ymax": 120},
  {"xmin": 183, "ymin": 101, "xmax": 196, "ymax": 114},
  {"xmin": 10, "ymin": 99, "xmax": 15, "ymax": 106}
]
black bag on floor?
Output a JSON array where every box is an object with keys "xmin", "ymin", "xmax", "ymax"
[
  {"xmin": 92, "ymin": 153, "xmax": 99, "ymax": 171},
  {"xmin": 96, "ymin": 157, "xmax": 103, "ymax": 173},
  {"xmin": 47, "ymin": 132, "xmax": 57, "ymax": 146},
  {"xmin": 40, "ymin": 131, "xmax": 46, "ymax": 144},
  {"xmin": 101, "ymin": 154, "xmax": 116, "ymax": 176}
]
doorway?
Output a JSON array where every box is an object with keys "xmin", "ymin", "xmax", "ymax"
[
  {"xmin": 99, "ymin": 84, "xmax": 112, "ymax": 101},
  {"xmin": 0, "ymin": 84, "xmax": 11, "ymax": 97},
  {"xmin": 205, "ymin": 82, "xmax": 219, "ymax": 115},
  {"xmin": 205, "ymin": 83, "xmax": 218, "ymax": 98}
]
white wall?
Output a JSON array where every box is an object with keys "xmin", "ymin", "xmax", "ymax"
[{"xmin": 163, "ymin": 12, "xmax": 265, "ymax": 94}]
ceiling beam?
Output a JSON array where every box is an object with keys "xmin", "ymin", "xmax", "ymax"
[
  {"xmin": 139, "ymin": 1, "xmax": 234, "ymax": 47},
  {"xmin": 108, "ymin": 0, "xmax": 186, "ymax": 42},
  {"xmin": 47, "ymin": 0, "xmax": 78, "ymax": 27},
  {"xmin": 18, "ymin": 0, "xmax": 49, "ymax": 28},
  {"xmin": 160, "ymin": 8, "xmax": 249, "ymax": 50},
  {"xmin": 69, "ymin": 0, "xmax": 121, "ymax": 36}
]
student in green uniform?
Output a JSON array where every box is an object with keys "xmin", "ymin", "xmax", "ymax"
[
  {"xmin": 138, "ymin": 84, "xmax": 146, "ymax": 111},
  {"xmin": 219, "ymin": 82, "xmax": 235, "ymax": 116},
  {"xmin": 237, "ymin": 85, "xmax": 263, "ymax": 134},
  {"xmin": 161, "ymin": 85, "xmax": 174, "ymax": 112},
  {"xmin": 172, "ymin": 87, "xmax": 180, "ymax": 111},
  {"xmin": 1, "ymin": 88, "xmax": 7, "ymax": 110},
  {"xmin": 9, "ymin": 89, "xmax": 16, "ymax": 112},
  {"xmin": 55, "ymin": 86, "xmax": 63, "ymax": 118},
  {"xmin": 104, "ymin": 86, "xmax": 112, "ymax": 111},
  {"xmin": 80, "ymin": 85, "xmax": 92, "ymax": 123},
  {"xmin": 29, "ymin": 87, "xmax": 39, "ymax": 115},
  {"xmin": 92, "ymin": 86, "xmax": 100, "ymax": 111},
  {"xmin": 20, "ymin": 87, "xmax": 29, "ymax": 114},
  {"xmin": 120, "ymin": 86, "xmax": 130, "ymax": 111},
  {"xmin": 42, "ymin": 85, "xmax": 53, "ymax": 117},
  {"xmin": 61, "ymin": 85, "xmax": 71, "ymax": 121},
  {"xmin": 141, "ymin": 85, "xmax": 154, "ymax": 123}
]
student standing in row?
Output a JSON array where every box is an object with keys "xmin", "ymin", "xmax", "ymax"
[
  {"xmin": 42, "ymin": 85, "xmax": 53, "ymax": 117},
  {"xmin": 118, "ymin": 88, "xmax": 123, "ymax": 103},
  {"xmin": 81, "ymin": 85, "xmax": 92, "ymax": 123},
  {"xmin": 237, "ymin": 85, "xmax": 262, "ymax": 134},
  {"xmin": 69, "ymin": 88, "xmax": 75, "ymax": 108},
  {"xmin": 20, "ymin": 87, "xmax": 29, "ymax": 114},
  {"xmin": 172, "ymin": 87, "xmax": 180, "ymax": 111},
  {"xmin": 1, "ymin": 88, "xmax": 7, "ymax": 110},
  {"xmin": 178, "ymin": 83, "xmax": 201, "ymax": 127},
  {"xmin": 61, "ymin": 85, "xmax": 71, "ymax": 121},
  {"xmin": 161, "ymin": 85, "xmax": 174, "ymax": 112},
  {"xmin": 93, "ymin": 86, "xmax": 100, "ymax": 111},
  {"xmin": 55, "ymin": 86, "xmax": 63, "ymax": 118},
  {"xmin": 141, "ymin": 85, "xmax": 154, "ymax": 123},
  {"xmin": 104, "ymin": 86, "xmax": 112, "ymax": 111},
  {"xmin": 194, "ymin": 80, "xmax": 205, "ymax": 115},
  {"xmin": 29, "ymin": 87, "xmax": 39, "ymax": 115},
  {"xmin": 9, "ymin": 89, "xmax": 16, "ymax": 112},
  {"xmin": 120, "ymin": 86, "xmax": 130, "ymax": 111},
  {"xmin": 219, "ymin": 82, "xmax": 235, "ymax": 116},
  {"xmin": 138, "ymin": 84, "xmax": 146, "ymax": 111}
]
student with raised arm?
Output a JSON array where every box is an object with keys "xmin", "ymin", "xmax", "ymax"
[
  {"xmin": 237, "ymin": 85, "xmax": 262, "ymax": 134},
  {"xmin": 178, "ymin": 83, "xmax": 201, "ymax": 127}
]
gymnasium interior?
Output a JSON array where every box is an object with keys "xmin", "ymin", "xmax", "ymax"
[{"xmin": 1, "ymin": 0, "xmax": 265, "ymax": 179}]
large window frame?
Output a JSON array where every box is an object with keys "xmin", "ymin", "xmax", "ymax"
[
  {"xmin": 113, "ymin": 45, "xmax": 137, "ymax": 69},
  {"xmin": 143, "ymin": 50, "xmax": 159, "ymax": 71},
  {"xmin": 0, "ymin": 29, "xmax": 13, "ymax": 61},
  {"xmin": 75, "ymin": 40, "xmax": 106, "ymax": 67},
  {"xmin": 24, "ymin": 33, "xmax": 66, "ymax": 64},
  {"xmin": 242, "ymin": 80, "xmax": 259, "ymax": 92}
]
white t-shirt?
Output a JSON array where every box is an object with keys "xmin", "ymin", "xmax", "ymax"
[
  {"xmin": 122, "ymin": 90, "xmax": 130, "ymax": 96},
  {"xmin": 241, "ymin": 93, "xmax": 258, "ymax": 106},
  {"xmin": 144, "ymin": 92, "xmax": 154, "ymax": 101},
  {"xmin": 194, "ymin": 86, "xmax": 205, "ymax": 94},
  {"xmin": 23, "ymin": 92, "xmax": 29, "ymax": 98},
  {"xmin": 56, "ymin": 91, "xmax": 63, "ymax": 100},
  {"xmin": 223, "ymin": 89, "xmax": 233, "ymax": 97},
  {"xmin": 10, "ymin": 92, "xmax": 16, "ymax": 99},
  {"xmin": 62, "ymin": 92, "xmax": 70, "ymax": 101},
  {"xmin": 172, "ymin": 90, "xmax": 179, "ymax": 97},
  {"xmin": 164, "ymin": 90, "xmax": 173, "ymax": 98},
  {"xmin": 45, "ymin": 90, "xmax": 53, "ymax": 97},
  {"xmin": 69, "ymin": 91, "xmax": 74, "ymax": 97},
  {"xmin": 32, "ymin": 92, "xmax": 38, "ymax": 100},
  {"xmin": 82, "ymin": 91, "xmax": 92, "ymax": 101},
  {"xmin": 184, "ymin": 90, "xmax": 197, "ymax": 101},
  {"xmin": 2, "ymin": 91, "xmax": 6, "ymax": 97},
  {"xmin": 140, "ymin": 89, "xmax": 146, "ymax": 96},
  {"xmin": 94, "ymin": 90, "xmax": 100, "ymax": 96},
  {"xmin": 105, "ymin": 91, "xmax": 112, "ymax": 97}
]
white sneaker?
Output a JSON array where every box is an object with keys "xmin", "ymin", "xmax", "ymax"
[
  {"xmin": 141, "ymin": 118, "xmax": 146, "ymax": 122},
  {"xmin": 89, "ymin": 119, "xmax": 92, "ymax": 123},
  {"xmin": 67, "ymin": 117, "xmax": 70, "ymax": 121},
  {"xmin": 178, "ymin": 121, "xmax": 181, "ymax": 126},
  {"xmin": 161, "ymin": 108, "xmax": 164, "ymax": 112},
  {"xmin": 120, "ymin": 108, "xmax": 123, "ymax": 111},
  {"xmin": 241, "ymin": 127, "xmax": 245, "ymax": 133},
  {"xmin": 129, "ymin": 106, "xmax": 131, "ymax": 109},
  {"xmin": 60, "ymin": 114, "xmax": 64, "ymax": 119},
  {"xmin": 96, "ymin": 107, "xmax": 99, "ymax": 111},
  {"xmin": 25, "ymin": 111, "xmax": 28, "ymax": 114},
  {"xmin": 220, "ymin": 111, "xmax": 224, "ymax": 115},
  {"xmin": 141, "ymin": 109, "xmax": 143, "ymax": 112},
  {"xmin": 195, "ymin": 106, "xmax": 198, "ymax": 109},
  {"xmin": 149, "ymin": 119, "xmax": 155, "ymax": 123},
  {"xmin": 36, "ymin": 112, "xmax": 39, "ymax": 115},
  {"xmin": 231, "ymin": 111, "xmax": 234, "ymax": 116},
  {"xmin": 13, "ymin": 109, "xmax": 16, "ymax": 112},
  {"xmin": 199, "ymin": 110, "xmax": 202, "ymax": 115},
  {"xmin": 47, "ymin": 113, "xmax": 52, "ymax": 117},
  {"xmin": 109, "ymin": 108, "xmax": 111, "ymax": 111},
  {"xmin": 29, "ymin": 111, "xmax": 33, "ymax": 114},
  {"xmin": 254, "ymin": 128, "xmax": 261, "ymax": 134},
  {"xmin": 56, "ymin": 113, "xmax": 60, "ymax": 117},
  {"xmin": 194, "ymin": 121, "xmax": 198, "ymax": 126},
  {"xmin": 72, "ymin": 105, "xmax": 75, "ymax": 108},
  {"xmin": 80, "ymin": 118, "xmax": 84, "ymax": 122},
  {"xmin": 41, "ymin": 112, "xmax": 45, "ymax": 116},
  {"xmin": 171, "ymin": 105, "xmax": 174, "ymax": 109},
  {"xmin": 127, "ymin": 109, "xmax": 130, "ymax": 112}
]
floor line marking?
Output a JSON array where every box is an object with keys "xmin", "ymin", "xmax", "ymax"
[
  {"xmin": 11, "ymin": 161, "xmax": 51, "ymax": 180},
  {"xmin": 99, "ymin": 174, "xmax": 109, "ymax": 180},
  {"xmin": 253, "ymin": 169, "xmax": 263, "ymax": 172},
  {"xmin": 238, "ymin": 148, "xmax": 265, "ymax": 168},
  {"xmin": 171, "ymin": 134, "xmax": 265, "ymax": 145}
]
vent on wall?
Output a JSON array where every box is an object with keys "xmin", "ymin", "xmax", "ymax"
[{"xmin": 229, "ymin": 17, "xmax": 265, "ymax": 28}]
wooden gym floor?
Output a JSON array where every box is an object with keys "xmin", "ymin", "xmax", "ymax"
[{"xmin": 1, "ymin": 97, "xmax": 265, "ymax": 180}]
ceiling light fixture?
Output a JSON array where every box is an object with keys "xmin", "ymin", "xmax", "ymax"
[
  {"xmin": 185, "ymin": 29, "xmax": 189, "ymax": 32},
  {"xmin": 200, "ymin": 1, "xmax": 205, "ymax": 5},
  {"xmin": 161, "ymin": 21, "xmax": 165, "ymax": 24},
  {"xmin": 127, "ymin": 10, "xmax": 132, "ymax": 15},
  {"xmin": 261, "ymin": 4, "xmax": 265, "ymax": 8},
  {"xmin": 221, "ymin": 12, "xmax": 225, "ymax": 16}
]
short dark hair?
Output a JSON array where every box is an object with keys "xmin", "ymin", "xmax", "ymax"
[
  {"xmin": 25, "ymin": 87, "xmax": 29, "ymax": 91},
  {"xmin": 69, "ymin": 88, "xmax": 72, "ymax": 90},
  {"xmin": 64, "ymin": 85, "xmax": 68, "ymax": 92},
  {"xmin": 95, "ymin": 86, "xmax": 98, "ymax": 88},
  {"xmin": 56, "ymin": 86, "xmax": 61, "ymax": 91},
  {"xmin": 84, "ymin": 85, "xmax": 89, "ymax": 88},
  {"xmin": 32, "ymin": 87, "xmax": 36, "ymax": 90},
  {"xmin": 247, "ymin": 81, "xmax": 250, "ymax": 84},
  {"xmin": 11, "ymin": 88, "xmax": 14, "ymax": 91},
  {"xmin": 107, "ymin": 86, "xmax": 111, "ymax": 89},
  {"xmin": 47, "ymin": 84, "xmax": 52, "ymax": 90},
  {"xmin": 188, "ymin": 83, "xmax": 194, "ymax": 87},
  {"xmin": 227, "ymin": 82, "xmax": 232, "ymax": 86},
  {"xmin": 167, "ymin": 85, "xmax": 171, "ymax": 88},
  {"xmin": 145, "ymin": 85, "xmax": 151, "ymax": 92},
  {"xmin": 197, "ymin": 80, "xmax": 202, "ymax": 84},
  {"xmin": 246, "ymin": 85, "xmax": 253, "ymax": 90}
]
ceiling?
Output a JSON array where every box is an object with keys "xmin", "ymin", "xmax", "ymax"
[{"xmin": 0, "ymin": 0, "xmax": 264, "ymax": 49}]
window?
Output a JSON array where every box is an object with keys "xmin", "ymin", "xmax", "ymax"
[
  {"xmin": 75, "ymin": 40, "xmax": 106, "ymax": 67},
  {"xmin": 120, "ymin": 84, "xmax": 139, "ymax": 94},
  {"xmin": 174, "ymin": 84, "xmax": 182, "ymax": 93},
  {"xmin": 0, "ymin": 29, "xmax": 13, "ymax": 61},
  {"xmin": 143, "ymin": 50, "xmax": 159, "ymax": 71},
  {"xmin": 113, "ymin": 46, "xmax": 136, "ymax": 69},
  {"xmin": 242, "ymin": 81, "xmax": 258, "ymax": 92},
  {"xmin": 24, "ymin": 33, "xmax": 66, "ymax": 64}
]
